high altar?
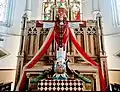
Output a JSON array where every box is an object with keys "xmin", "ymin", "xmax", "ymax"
[{"xmin": 14, "ymin": 0, "xmax": 109, "ymax": 91}]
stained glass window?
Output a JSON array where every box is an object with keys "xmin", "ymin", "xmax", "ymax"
[
  {"xmin": 0, "ymin": 0, "xmax": 7, "ymax": 22},
  {"xmin": 0, "ymin": 0, "xmax": 15, "ymax": 27},
  {"xmin": 116, "ymin": 0, "xmax": 120, "ymax": 22},
  {"xmin": 111, "ymin": 0, "xmax": 120, "ymax": 26}
]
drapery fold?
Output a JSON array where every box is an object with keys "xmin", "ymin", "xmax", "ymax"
[
  {"xmin": 69, "ymin": 28, "xmax": 107, "ymax": 91},
  {"xmin": 16, "ymin": 28, "xmax": 54, "ymax": 91}
]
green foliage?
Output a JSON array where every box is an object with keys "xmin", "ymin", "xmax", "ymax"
[
  {"xmin": 77, "ymin": 74, "xmax": 91, "ymax": 84},
  {"xmin": 30, "ymin": 74, "xmax": 44, "ymax": 83}
]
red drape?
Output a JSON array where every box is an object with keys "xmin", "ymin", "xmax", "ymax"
[
  {"xmin": 69, "ymin": 28, "xmax": 107, "ymax": 91},
  {"xmin": 26, "ymin": 30, "xmax": 54, "ymax": 68},
  {"xmin": 16, "ymin": 29, "xmax": 54, "ymax": 91}
]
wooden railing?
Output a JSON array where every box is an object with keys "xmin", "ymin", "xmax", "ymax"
[{"xmin": 0, "ymin": 82, "xmax": 12, "ymax": 91}]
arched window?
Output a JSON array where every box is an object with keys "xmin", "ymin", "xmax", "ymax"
[
  {"xmin": 0, "ymin": 0, "xmax": 15, "ymax": 27},
  {"xmin": 116, "ymin": 0, "xmax": 120, "ymax": 20},
  {"xmin": 111, "ymin": 0, "xmax": 120, "ymax": 26}
]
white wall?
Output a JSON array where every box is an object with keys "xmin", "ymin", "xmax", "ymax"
[
  {"xmin": 102, "ymin": 0, "xmax": 120, "ymax": 69},
  {"xmin": 0, "ymin": 0, "xmax": 25, "ymax": 69},
  {"xmin": 80, "ymin": 0, "xmax": 120, "ymax": 70},
  {"xmin": 0, "ymin": 0, "xmax": 41, "ymax": 69},
  {"xmin": 0, "ymin": 1, "xmax": 41, "ymax": 90},
  {"xmin": 83, "ymin": 0, "xmax": 120, "ymax": 69},
  {"xmin": 109, "ymin": 70, "xmax": 120, "ymax": 83}
]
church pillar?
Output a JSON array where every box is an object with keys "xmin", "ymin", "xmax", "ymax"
[
  {"xmin": 18, "ymin": 14, "xmax": 28, "ymax": 69},
  {"xmin": 96, "ymin": 13, "xmax": 109, "ymax": 90},
  {"xmin": 25, "ymin": 0, "xmax": 32, "ymax": 20},
  {"xmin": 14, "ymin": 12, "xmax": 28, "ymax": 90},
  {"xmin": 92, "ymin": 0, "xmax": 100, "ymax": 20},
  {"xmin": 82, "ymin": 0, "xmax": 93, "ymax": 20},
  {"xmin": 36, "ymin": 0, "xmax": 43, "ymax": 20},
  {"xmin": 96, "ymin": 13, "xmax": 105, "ymax": 55}
]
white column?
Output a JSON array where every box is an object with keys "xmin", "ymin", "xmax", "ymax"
[
  {"xmin": 25, "ymin": 0, "xmax": 32, "ymax": 20},
  {"xmin": 36, "ymin": 0, "xmax": 43, "ymax": 20},
  {"xmin": 92, "ymin": 0, "xmax": 100, "ymax": 20},
  {"xmin": 82, "ymin": 0, "xmax": 93, "ymax": 20},
  {"xmin": 92, "ymin": 0, "xmax": 100, "ymax": 11}
]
